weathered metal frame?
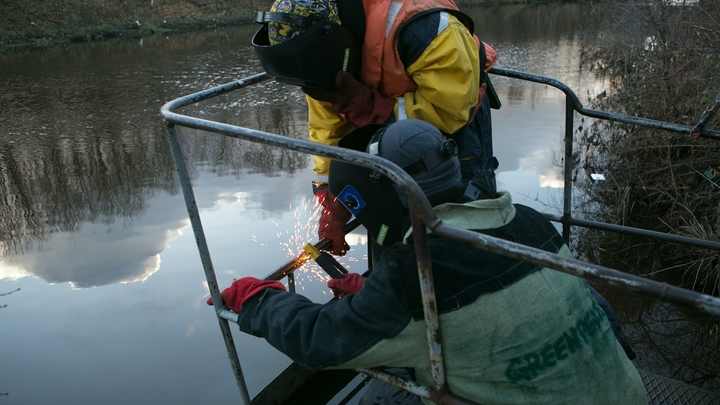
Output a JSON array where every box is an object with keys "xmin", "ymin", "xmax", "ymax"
[
  {"xmin": 161, "ymin": 70, "xmax": 720, "ymax": 405},
  {"xmin": 488, "ymin": 68, "xmax": 720, "ymax": 246}
]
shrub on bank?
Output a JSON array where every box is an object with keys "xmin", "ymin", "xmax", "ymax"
[{"xmin": 576, "ymin": 0, "xmax": 720, "ymax": 295}]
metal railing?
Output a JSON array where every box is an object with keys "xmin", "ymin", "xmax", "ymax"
[
  {"xmin": 161, "ymin": 69, "xmax": 720, "ymax": 405},
  {"xmin": 488, "ymin": 68, "xmax": 720, "ymax": 245}
]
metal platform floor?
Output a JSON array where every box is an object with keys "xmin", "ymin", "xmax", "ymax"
[{"xmin": 640, "ymin": 368, "xmax": 719, "ymax": 405}]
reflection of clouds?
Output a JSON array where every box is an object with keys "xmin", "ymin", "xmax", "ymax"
[
  {"xmin": 117, "ymin": 255, "xmax": 161, "ymax": 285},
  {"xmin": 491, "ymin": 76, "xmax": 568, "ymax": 212},
  {"xmin": 346, "ymin": 231, "xmax": 368, "ymax": 247},
  {"xmin": 0, "ymin": 211, "xmax": 187, "ymax": 289},
  {"xmin": 539, "ymin": 174, "xmax": 563, "ymax": 189},
  {"xmin": 195, "ymin": 281, "xmax": 211, "ymax": 308},
  {"xmin": 516, "ymin": 148, "xmax": 562, "ymax": 187},
  {"xmin": 185, "ymin": 319, "xmax": 202, "ymax": 337},
  {"xmin": 492, "ymin": 83, "xmax": 566, "ymax": 175},
  {"xmin": 498, "ymin": 170, "xmax": 541, "ymax": 195},
  {"xmin": 0, "ymin": 167, "xmax": 320, "ymax": 289},
  {"xmin": 215, "ymin": 191, "xmax": 244, "ymax": 207},
  {"xmin": 498, "ymin": 170, "xmax": 563, "ymax": 214},
  {"xmin": 0, "ymin": 263, "xmax": 26, "ymax": 281}
]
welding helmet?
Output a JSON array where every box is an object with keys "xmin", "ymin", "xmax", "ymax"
[
  {"xmin": 252, "ymin": 0, "xmax": 361, "ymax": 90},
  {"xmin": 329, "ymin": 120, "xmax": 462, "ymax": 247}
]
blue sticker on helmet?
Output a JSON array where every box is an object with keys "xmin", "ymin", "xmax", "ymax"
[{"xmin": 337, "ymin": 185, "xmax": 366, "ymax": 217}]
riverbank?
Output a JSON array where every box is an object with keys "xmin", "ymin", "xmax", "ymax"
[
  {"xmin": 0, "ymin": 0, "xmax": 263, "ymax": 54},
  {"xmin": 0, "ymin": 0, "xmax": 552, "ymax": 55}
]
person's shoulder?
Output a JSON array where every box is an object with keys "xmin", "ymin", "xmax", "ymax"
[
  {"xmin": 397, "ymin": 12, "xmax": 441, "ymax": 67},
  {"xmin": 512, "ymin": 203, "xmax": 547, "ymax": 220},
  {"xmin": 399, "ymin": 11, "xmax": 445, "ymax": 45}
]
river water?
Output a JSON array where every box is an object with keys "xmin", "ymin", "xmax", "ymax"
[{"xmin": 0, "ymin": 3, "xmax": 716, "ymax": 404}]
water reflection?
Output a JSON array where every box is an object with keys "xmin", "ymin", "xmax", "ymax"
[
  {"xmin": 0, "ymin": 24, "xmax": 309, "ymax": 266},
  {"xmin": 0, "ymin": 4, "xmax": 598, "ymax": 269},
  {"xmin": 3, "ymin": 3, "xmax": 713, "ymax": 404}
]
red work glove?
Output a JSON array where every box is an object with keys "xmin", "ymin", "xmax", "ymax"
[
  {"xmin": 206, "ymin": 277, "xmax": 285, "ymax": 313},
  {"xmin": 314, "ymin": 182, "xmax": 352, "ymax": 256},
  {"xmin": 327, "ymin": 273, "xmax": 364, "ymax": 298},
  {"xmin": 302, "ymin": 71, "xmax": 395, "ymax": 127}
]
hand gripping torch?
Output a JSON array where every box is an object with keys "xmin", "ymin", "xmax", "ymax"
[{"xmin": 303, "ymin": 243, "xmax": 348, "ymax": 279}]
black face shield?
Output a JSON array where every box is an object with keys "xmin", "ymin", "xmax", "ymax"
[
  {"xmin": 252, "ymin": 20, "xmax": 361, "ymax": 90},
  {"xmin": 328, "ymin": 122, "xmax": 462, "ymax": 247},
  {"xmin": 327, "ymin": 124, "xmax": 406, "ymax": 248},
  {"xmin": 330, "ymin": 163, "xmax": 409, "ymax": 248}
]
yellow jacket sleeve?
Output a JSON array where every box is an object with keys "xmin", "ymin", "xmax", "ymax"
[
  {"xmin": 401, "ymin": 14, "xmax": 480, "ymax": 135},
  {"xmin": 307, "ymin": 95, "xmax": 357, "ymax": 176},
  {"xmin": 306, "ymin": 14, "xmax": 477, "ymax": 174}
]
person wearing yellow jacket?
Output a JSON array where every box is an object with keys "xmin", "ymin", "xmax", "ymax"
[{"xmin": 253, "ymin": 0, "xmax": 500, "ymax": 256}]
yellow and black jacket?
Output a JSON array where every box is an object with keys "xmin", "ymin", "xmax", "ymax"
[{"xmin": 309, "ymin": 0, "xmax": 497, "ymax": 180}]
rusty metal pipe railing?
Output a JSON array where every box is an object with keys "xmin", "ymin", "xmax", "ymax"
[
  {"xmin": 164, "ymin": 121, "xmax": 252, "ymax": 404},
  {"xmin": 563, "ymin": 96, "xmax": 575, "ymax": 242},
  {"xmin": 162, "ymin": 71, "xmax": 720, "ymax": 405},
  {"xmin": 162, "ymin": 74, "xmax": 274, "ymax": 405},
  {"xmin": 543, "ymin": 213, "xmax": 720, "ymax": 251},
  {"xmin": 162, "ymin": 76, "xmax": 451, "ymax": 400},
  {"xmin": 356, "ymin": 367, "xmax": 480, "ymax": 405},
  {"xmin": 490, "ymin": 68, "xmax": 720, "ymax": 140},
  {"xmin": 430, "ymin": 222, "xmax": 720, "ymax": 317},
  {"xmin": 164, "ymin": 73, "xmax": 272, "ymax": 110},
  {"xmin": 491, "ymin": 67, "xmax": 720, "ymax": 244},
  {"xmin": 690, "ymin": 89, "xmax": 720, "ymax": 139},
  {"xmin": 161, "ymin": 116, "xmax": 448, "ymax": 390}
]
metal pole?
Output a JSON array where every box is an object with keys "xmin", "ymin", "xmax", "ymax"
[
  {"xmin": 356, "ymin": 368, "xmax": 481, "ymax": 405},
  {"xmin": 562, "ymin": 96, "xmax": 574, "ymax": 243},
  {"xmin": 490, "ymin": 68, "xmax": 720, "ymax": 140},
  {"xmin": 407, "ymin": 207, "xmax": 446, "ymax": 392},
  {"xmin": 164, "ymin": 122, "xmax": 251, "ymax": 404},
  {"xmin": 543, "ymin": 213, "xmax": 720, "ymax": 251},
  {"xmin": 287, "ymin": 272, "xmax": 296, "ymax": 293},
  {"xmin": 431, "ymin": 223, "xmax": 720, "ymax": 317},
  {"xmin": 690, "ymin": 89, "xmax": 720, "ymax": 139}
]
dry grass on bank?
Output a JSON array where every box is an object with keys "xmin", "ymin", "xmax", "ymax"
[
  {"xmin": 578, "ymin": 121, "xmax": 720, "ymax": 294},
  {"xmin": 0, "ymin": 0, "xmax": 267, "ymax": 53},
  {"xmin": 575, "ymin": 0, "xmax": 720, "ymax": 295}
]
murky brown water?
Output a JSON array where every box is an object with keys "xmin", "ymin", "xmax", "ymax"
[{"xmin": 0, "ymin": 3, "xmax": 716, "ymax": 404}]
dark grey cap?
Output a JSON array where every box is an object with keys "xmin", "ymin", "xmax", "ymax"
[{"xmin": 373, "ymin": 119, "xmax": 462, "ymax": 198}]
